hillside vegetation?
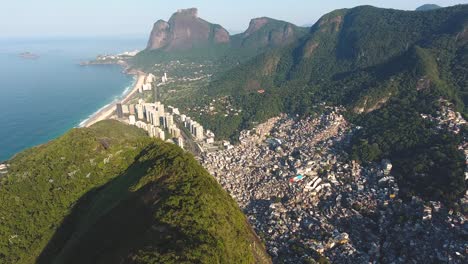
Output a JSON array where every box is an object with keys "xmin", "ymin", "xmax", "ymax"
[
  {"xmin": 202, "ymin": 5, "xmax": 468, "ymax": 204},
  {"xmin": 0, "ymin": 120, "xmax": 270, "ymax": 264}
]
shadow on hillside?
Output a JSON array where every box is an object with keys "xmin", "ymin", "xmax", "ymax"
[{"xmin": 35, "ymin": 145, "xmax": 197, "ymax": 264}]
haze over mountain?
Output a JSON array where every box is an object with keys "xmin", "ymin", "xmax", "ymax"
[{"xmin": 416, "ymin": 4, "xmax": 443, "ymax": 11}]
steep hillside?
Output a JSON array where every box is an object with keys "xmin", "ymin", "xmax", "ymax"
[
  {"xmin": 202, "ymin": 5, "xmax": 468, "ymax": 203},
  {"xmin": 209, "ymin": 5, "xmax": 467, "ymax": 95},
  {"xmin": 0, "ymin": 121, "xmax": 270, "ymax": 264}
]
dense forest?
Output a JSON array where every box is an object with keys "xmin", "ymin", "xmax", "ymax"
[
  {"xmin": 0, "ymin": 121, "xmax": 270, "ymax": 264},
  {"xmin": 200, "ymin": 5, "xmax": 468, "ymax": 204}
]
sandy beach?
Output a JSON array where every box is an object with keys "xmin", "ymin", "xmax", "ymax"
[{"xmin": 81, "ymin": 72, "xmax": 146, "ymax": 127}]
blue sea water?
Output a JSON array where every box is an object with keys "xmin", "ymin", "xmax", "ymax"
[{"xmin": 0, "ymin": 37, "xmax": 146, "ymax": 161}]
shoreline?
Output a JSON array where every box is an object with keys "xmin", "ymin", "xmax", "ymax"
[{"xmin": 79, "ymin": 71, "xmax": 146, "ymax": 128}]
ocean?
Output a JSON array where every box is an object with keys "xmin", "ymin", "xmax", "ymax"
[{"xmin": 0, "ymin": 37, "xmax": 145, "ymax": 161}]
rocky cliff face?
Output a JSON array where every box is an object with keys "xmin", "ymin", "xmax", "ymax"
[
  {"xmin": 232, "ymin": 17, "xmax": 308, "ymax": 50},
  {"xmin": 146, "ymin": 8, "xmax": 230, "ymax": 51}
]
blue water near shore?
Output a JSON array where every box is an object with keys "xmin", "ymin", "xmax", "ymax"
[{"xmin": 0, "ymin": 37, "xmax": 145, "ymax": 161}]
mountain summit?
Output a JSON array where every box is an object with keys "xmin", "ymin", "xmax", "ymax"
[
  {"xmin": 231, "ymin": 17, "xmax": 308, "ymax": 50},
  {"xmin": 146, "ymin": 8, "xmax": 230, "ymax": 51},
  {"xmin": 416, "ymin": 4, "xmax": 442, "ymax": 11}
]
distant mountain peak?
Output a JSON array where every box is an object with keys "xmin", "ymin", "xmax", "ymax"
[
  {"xmin": 175, "ymin": 7, "xmax": 198, "ymax": 17},
  {"xmin": 146, "ymin": 8, "xmax": 229, "ymax": 51},
  {"xmin": 144, "ymin": 10, "xmax": 308, "ymax": 58},
  {"xmin": 232, "ymin": 17, "xmax": 307, "ymax": 50},
  {"xmin": 416, "ymin": 4, "xmax": 442, "ymax": 11},
  {"xmin": 244, "ymin": 17, "xmax": 273, "ymax": 36}
]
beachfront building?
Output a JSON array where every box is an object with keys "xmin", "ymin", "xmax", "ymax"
[
  {"xmin": 183, "ymin": 116, "xmax": 208, "ymax": 141},
  {"xmin": 136, "ymin": 104, "xmax": 144, "ymax": 120},
  {"xmin": 142, "ymin": 83, "xmax": 152, "ymax": 91},
  {"xmin": 122, "ymin": 104, "xmax": 129, "ymax": 114},
  {"xmin": 120, "ymin": 99, "xmax": 215, "ymax": 151},
  {"xmin": 129, "ymin": 104, "xmax": 135, "ymax": 115},
  {"xmin": 177, "ymin": 137, "xmax": 184, "ymax": 149},
  {"xmin": 194, "ymin": 125, "xmax": 204, "ymax": 140},
  {"xmin": 163, "ymin": 113, "xmax": 174, "ymax": 129},
  {"xmin": 116, "ymin": 103, "xmax": 123, "ymax": 118},
  {"xmin": 146, "ymin": 73, "xmax": 156, "ymax": 83},
  {"xmin": 169, "ymin": 125, "xmax": 181, "ymax": 138},
  {"xmin": 129, "ymin": 115, "xmax": 136, "ymax": 125}
]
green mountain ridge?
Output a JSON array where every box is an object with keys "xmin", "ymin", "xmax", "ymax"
[
  {"xmin": 0, "ymin": 120, "xmax": 270, "ymax": 264},
  {"xmin": 200, "ymin": 4, "xmax": 468, "ymax": 203}
]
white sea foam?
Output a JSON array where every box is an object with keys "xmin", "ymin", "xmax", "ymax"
[
  {"xmin": 77, "ymin": 75, "xmax": 137, "ymax": 128},
  {"xmin": 78, "ymin": 102, "xmax": 113, "ymax": 127}
]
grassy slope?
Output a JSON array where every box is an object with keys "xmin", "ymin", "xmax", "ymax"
[{"xmin": 0, "ymin": 120, "xmax": 270, "ymax": 264}]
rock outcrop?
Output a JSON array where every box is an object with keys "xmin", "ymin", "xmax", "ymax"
[
  {"xmin": 146, "ymin": 8, "xmax": 230, "ymax": 51},
  {"xmin": 232, "ymin": 17, "xmax": 307, "ymax": 49}
]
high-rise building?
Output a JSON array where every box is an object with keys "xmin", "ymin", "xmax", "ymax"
[
  {"xmin": 129, "ymin": 115, "xmax": 136, "ymax": 125},
  {"xmin": 158, "ymin": 103, "xmax": 165, "ymax": 116},
  {"xmin": 129, "ymin": 104, "xmax": 135, "ymax": 115},
  {"xmin": 136, "ymin": 104, "xmax": 144, "ymax": 120},
  {"xmin": 190, "ymin": 121, "xmax": 198, "ymax": 135},
  {"xmin": 122, "ymin": 104, "xmax": 129, "ymax": 114},
  {"xmin": 144, "ymin": 104, "xmax": 154, "ymax": 123},
  {"xmin": 169, "ymin": 125, "xmax": 181, "ymax": 138},
  {"xmin": 177, "ymin": 137, "xmax": 184, "ymax": 149},
  {"xmin": 161, "ymin": 72, "xmax": 168, "ymax": 83},
  {"xmin": 151, "ymin": 110, "xmax": 161, "ymax": 126},
  {"xmin": 195, "ymin": 125, "xmax": 204, "ymax": 140},
  {"xmin": 142, "ymin": 83, "xmax": 152, "ymax": 91},
  {"xmin": 158, "ymin": 130, "xmax": 165, "ymax": 141},
  {"xmin": 116, "ymin": 103, "xmax": 123, "ymax": 118},
  {"xmin": 184, "ymin": 117, "xmax": 192, "ymax": 128},
  {"xmin": 164, "ymin": 114, "xmax": 174, "ymax": 129},
  {"xmin": 146, "ymin": 73, "xmax": 156, "ymax": 83},
  {"xmin": 148, "ymin": 125, "xmax": 155, "ymax": 138}
]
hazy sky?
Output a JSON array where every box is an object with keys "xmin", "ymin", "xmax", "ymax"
[{"xmin": 1, "ymin": 0, "xmax": 467, "ymax": 38}]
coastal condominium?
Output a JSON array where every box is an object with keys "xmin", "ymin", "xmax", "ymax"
[
  {"xmin": 142, "ymin": 83, "xmax": 152, "ymax": 91},
  {"xmin": 177, "ymin": 137, "xmax": 184, "ymax": 149},
  {"xmin": 122, "ymin": 104, "xmax": 129, "ymax": 115},
  {"xmin": 164, "ymin": 113, "xmax": 174, "ymax": 129},
  {"xmin": 146, "ymin": 73, "xmax": 156, "ymax": 83},
  {"xmin": 169, "ymin": 125, "xmax": 181, "ymax": 138},
  {"xmin": 116, "ymin": 103, "xmax": 123, "ymax": 118},
  {"xmin": 129, "ymin": 104, "xmax": 135, "ymax": 115},
  {"xmin": 129, "ymin": 115, "xmax": 136, "ymax": 125},
  {"xmin": 194, "ymin": 125, "xmax": 204, "ymax": 140},
  {"xmin": 136, "ymin": 104, "xmax": 144, "ymax": 120}
]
